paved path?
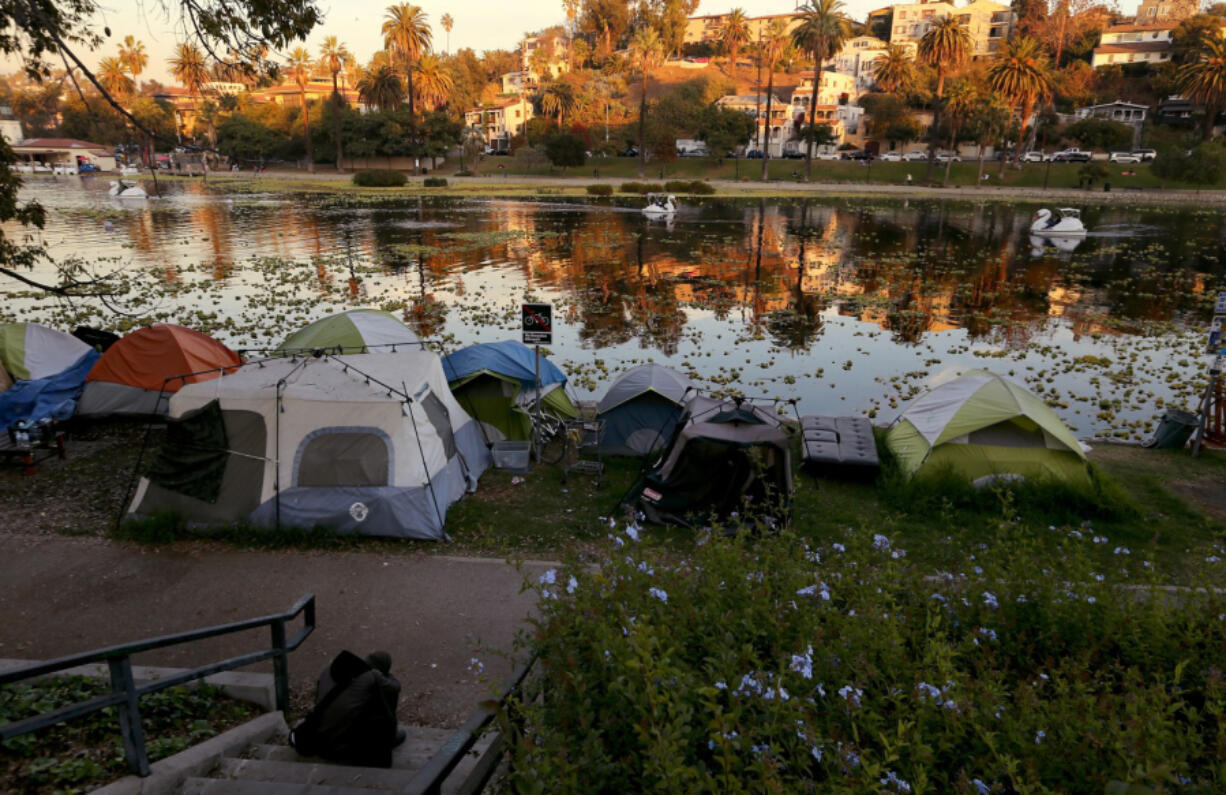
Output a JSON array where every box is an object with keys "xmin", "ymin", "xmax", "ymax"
[{"xmin": 0, "ymin": 533, "xmax": 550, "ymax": 728}]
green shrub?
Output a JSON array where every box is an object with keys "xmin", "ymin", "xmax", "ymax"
[
  {"xmin": 1152, "ymin": 143, "xmax": 1226, "ymax": 185},
  {"xmin": 507, "ymin": 521, "xmax": 1226, "ymax": 791},
  {"xmin": 618, "ymin": 182, "xmax": 664, "ymax": 194},
  {"xmin": 423, "ymin": 177, "xmax": 448, "ymax": 187},
  {"xmin": 454, "ymin": 170, "xmax": 473, "ymax": 177},
  {"xmin": 664, "ymin": 180, "xmax": 692, "ymax": 192},
  {"xmin": 661, "ymin": 179, "xmax": 716, "ymax": 195},
  {"xmin": 587, "ymin": 184, "xmax": 614, "ymax": 196},
  {"xmin": 688, "ymin": 180, "xmax": 715, "ymax": 195},
  {"xmin": 352, "ymin": 169, "xmax": 406, "ymax": 187}
]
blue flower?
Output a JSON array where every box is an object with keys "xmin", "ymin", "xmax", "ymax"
[
  {"xmin": 972, "ymin": 779, "xmax": 990, "ymax": 794},
  {"xmin": 880, "ymin": 770, "xmax": 912, "ymax": 793},
  {"xmin": 872, "ymin": 534, "xmax": 891, "ymax": 550},
  {"xmin": 649, "ymin": 587, "xmax": 668, "ymax": 603},
  {"xmin": 1035, "ymin": 729, "xmax": 1046, "ymax": 743},
  {"xmin": 539, "ymin": 569, "xmax": 557, "ymax": 585},
  {"xmin": 983, "ymin": 592, "xmax": 999, "ymax": 609},
  {"xmin": 790, "ymin": 646, "xmax": 814, "ymax": 680},
  {"xmin": 567, "ymin": 575, "xmax": 578, "ymax": 594}
]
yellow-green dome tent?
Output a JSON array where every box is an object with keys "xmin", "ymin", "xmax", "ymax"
[{"xmin": 885, "ymin": 370, "xmax": 1089, "ymax": 486}]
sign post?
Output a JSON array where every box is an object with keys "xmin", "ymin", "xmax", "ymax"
[{"xmin": 522, "ymin": 303, "xmax": 553, "ymax": 461}]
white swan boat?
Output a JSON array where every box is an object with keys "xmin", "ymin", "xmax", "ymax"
[
  {"xmin": 1029, "ymin": 235, "xmax": 1083, "ymax": 255},
  {"xmin": 108, "ymin": 180, "xmax": 148, "ymax": 198},
  {"xmin": 1030, "ymin": 208, "xmax": 1086, "ymax": 237},
  {"xmin": 642, "ymin": 194, "xmax": 678, "ymax": 216}
]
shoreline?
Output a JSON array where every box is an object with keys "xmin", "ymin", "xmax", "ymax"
[{"xmin": 30, "ymin": 170, "xmax": 1226, "ymax": 206}]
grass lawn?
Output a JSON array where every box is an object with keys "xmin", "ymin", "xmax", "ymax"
[
  {"xmin": 465, "ymin": 155, "xmax": 1184, "ymax": 191},
  {"xmin": 71, "ymin": 417, "xmax": 1224, "ymax": 583}
]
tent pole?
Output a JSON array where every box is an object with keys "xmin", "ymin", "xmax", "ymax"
[
  {"xmin": 112, "ymin": 377, "xmax": 174, "ymax": 533},
  {"xmin": 406, "ymin": 389, "xmax": 446, "ymax": 535},
  {"xmin": 1191, "ymin": 354, "xmax": 1222, "ymax": 457},
  {"xmin": 534, "ymin": 344, "xmax": 541, "ymax": 462}
]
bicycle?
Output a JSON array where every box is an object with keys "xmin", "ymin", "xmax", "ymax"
[{"xmin": 532, "ymin": 411, "xmax": 569, "ymax": 465}]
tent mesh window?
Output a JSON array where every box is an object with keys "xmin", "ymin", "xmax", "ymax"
[
  {"xmin": 420, "ymin": 391, "xmax": 457, "ymax": 459},
  {"xmin": 296, "ymin": 431, "xmax": 390, "ymax": 487},
  {"xmin": 965, "ymin": 418, "xmax": 1047, "ymax": 448},
  {"xmin": 147, "ymin": 400, "xmax": 230, "ymax": 503}
]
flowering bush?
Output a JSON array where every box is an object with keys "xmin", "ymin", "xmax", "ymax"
[{"xmin": 508, "ymin": 521, "xmax": 1226, "ymax": 792}]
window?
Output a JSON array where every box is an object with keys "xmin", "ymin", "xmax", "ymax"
[{"xmin": 296, "ymin": 430, "xmax": 390, "ymax": 487}]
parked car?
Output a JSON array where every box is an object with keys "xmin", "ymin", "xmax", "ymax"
[
  {"xmin": 1132, "ymin": 148, "xmax": 1158, "ymax": 162},
  {"xmin": 935, "ymin": 152, "xmax": 962, "ymax": 163},
  {"xmin": 878, "ymin": 151, "xmax": 903, "ymax": 162},
  {"xmin": 841, "ymin": 150, "xmax": 874, "ymax": 161},
  {"xmin": 1108, "ymin": 151, "xmax": 1142, "ymax": 163},
  {"xmin": 620, "ymin": 146, "xmax": 639, "ymax": 157},
  {"xmin": 1020, "ymin": 150, "xmax": 1050, "ymax": 163},
  {"xmin": 77, "ymin": 162, "xmax": 100, "ymax": 173},
  {"xmin": 679, "ymin": 148, "xmax": 711, "ymax": 157},
  {"xmin": 902, "ymin": 151, "xmax": 928, "ymax": 162},
  {"xmin": 1051, "ymin": 148, "xmax": 1092, "ymax": 162},
  {"xmin": 743, "ymin": 149, "xmax": 764, "ymax": 159},
  {"xmin": 813, "ymin": 151, "xmax": 841, "ymax": 160}
]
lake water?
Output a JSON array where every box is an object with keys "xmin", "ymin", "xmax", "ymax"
[{"xmin": 6, "ymin": 176, "xmax": 1223, "ymax": 441}]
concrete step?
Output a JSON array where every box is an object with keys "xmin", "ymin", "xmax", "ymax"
[
  {"xmin": 214, "ymin": 757, "xmax": 420, "ymax": 791},
  {"xmin": 181, "ymin": 778, "xmax": 381, "ymax": 795},
  {"xmin": 247, "ymin": 725, "xmax": 456, "ymax": 771}
]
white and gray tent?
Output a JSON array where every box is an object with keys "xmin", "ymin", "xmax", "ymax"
[
  {"xmin": 596, "ymin": 364, "xmax": 694, "ymax": 456},
  {"xmin": 126, "ymin": 351, "xmax": 490, "ymax": 540}
]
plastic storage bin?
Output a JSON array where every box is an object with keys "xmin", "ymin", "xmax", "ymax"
[{"xmin": 491, "ymin": 440, "xmax": 531, "ymax": 472}]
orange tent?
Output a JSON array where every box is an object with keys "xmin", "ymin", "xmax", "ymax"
[{"xmin": 78, "ymin": 325, "xmax": 240, "ymax": 416}]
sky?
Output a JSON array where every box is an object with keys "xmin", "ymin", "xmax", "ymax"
[{"xmin": 9, "ymin": 0, "xmax": 882, "ymax": 85}]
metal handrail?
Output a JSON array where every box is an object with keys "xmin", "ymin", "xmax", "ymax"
[
  {"xmin": 404, "ymin": 652, "xmax": 539, "ymax": 795},
  {"xmin": 0, "ymin": 593, "xmax": 315, "ymax": 776}
]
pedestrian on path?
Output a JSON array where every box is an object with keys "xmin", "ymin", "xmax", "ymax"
[{"xmin": 290, "ymin": 650, "xmax": 405, "ymax": 767}]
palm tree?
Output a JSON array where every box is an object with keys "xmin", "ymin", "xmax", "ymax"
[
  {"xmin": 987, "ymin": 36, "xmax": 1053, "ymax": 165},
  {"xmin": 118, "ymin": 36, "xmax": 147, "ymax": 87},
  {"xmin": 792, "ymin": 0, "xmax": 850, "ymax": 180},
  {"xmin": 382, "ymin": 3, "xmax": 433, "ymax": 118},
  {"xmin": 629, "ymin": 27, "xmax": 663, "ymax": 178},
  {"xmin": 542, "ymin": 80, "xmax": 576, "ymax": 128},
  {"xmin": 941, "ymin": 79, "xmax": 976, "ymax": 186},
  {"xmin": 1177, "ymin": 37, "xmax": 1226, "ymax": 140},
  {"xmin": 98, "ymin": 56, "xmax": 133, "ymax": 97},
  {"xmin": 440, "ymin": 13, "xmax": 454, "ymax": 54},
  {"xmin": 872, "ymin": 43, "xmax": 914, "ymax": 94},
  {"xmin": 721, "ymin": 9, "xmax": 751, "ymax": 74},
  {"xmin": 319, "ymin": 37, "xmax": 352, "ymax": 172},
  {"xmin": 169, "ymin": 43, "xmax": 210, "ymax": 140},
  {"xmin": 760, "ymin": 20, "xmax": 788, "ymax": 181},
  {"xmin": 287, "ymin": 47, "xmax": 316, "ymax": 173},
  {"xmin": 918, "ymin": 15, "xmax": 971, "ymax": 179},
  {"xmin": 358, "ymin": 64, "xmax": 405, "ymax": 111},
  {"xmin": 414, "ymin": 54, "xmax": 454, "ymax": 110}
]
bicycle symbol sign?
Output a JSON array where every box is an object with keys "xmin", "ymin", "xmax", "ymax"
[{"xmin": 522, "ymin": 302, "xmax": 553, "ymax": 345}]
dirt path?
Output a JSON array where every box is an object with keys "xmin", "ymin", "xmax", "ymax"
[{"xmin": 0, "ymin": 532, "xmax": 551, "ymax": 729}]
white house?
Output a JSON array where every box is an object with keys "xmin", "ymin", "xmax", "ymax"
[
  {"xmin": 716, "ymin": 94, "xmax": 794, "ymax": 156},
  {"xmin": 464, "ymin": 97, "xmax": 534, "ymax": 150},
  {"xmin": 832, "ymin": 37, "xmax": 916, "ymax": 95},
  {"xmin": 1091, "ymin": 22, "xmax": 1182, "ymax": 67},
  {"xmin": 1073, "ymin": 100, "xmax": 1149, "ymax": 124}
]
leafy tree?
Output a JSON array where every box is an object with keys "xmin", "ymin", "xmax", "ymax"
[
  {"xmin": 965, "ymin": 90, "xmax": 1012, "ymax": 183},
  {"xmin": 759, "ymin": 19, "xmax": 788, "ymax": 180},
  {"xmin": 286, "ymin": 46, "xmax": 316, "ymax": 172},
  {"xmin": 942, "ymin": 79, "xmax": 977, "ymax": 185},
  {"xmin": 581, "ymin": 0, "xmax": 632, "ymax": 59},
  {"xmin": 118, "ymin": 36, "xmax": 148, "ymax": 82},
  {"xmin": 1173, "ymin": 14, "xmax": 1225, "ymax": 64},
  {"xmin": 383, "ymin": 3, "xmax": 433, "ymax": 117},
  {"xmin": 721, "ymin": 8, "xmax": 751, "ymax": 72},
  {"xmin": 60, "ymin": 92, "xmax": 131, "ymax": 144},
  {"xmin": 988, "ymin": 36, "xmax": 1053, "ymax": 163},
  {"xmin": 1176, "ymin": 37, "xmax": 1226, "ymax": 140},
  {"xmin": 630, "ymin": 27, "xmax": 663, "ymax": 178},
  {"xmin": 873, "ymin": 44, "xmax": 915, "ymax": 94},
  {"xmin": 413, "ymin": 54, "xmax": 454, "ymax": 111},
  {"xmin": 792, "ymin": 0, "xmax": 851, "ymax": 180},
  {"xmin": 319, "ymin": 36, "xmax": 352, "ymax": 172},
  {"xmin": 359, "ymin": 64, "xmax": 405, "ymax": 111},
  {"xmin": 98, "ymin": 56, "xmax": 132, "ymax": 97},
  {"xmin": 918, "ymin": 15, "xmax": 970, "ymax": 179},
  {"xmin": 696, "ymin": 104, "xmax": 755, "ymax": 158},
  {"xmin": 216, "ymin": 114, "xmax": 281, "ymax": 162},
  {"xmin": 440, "ymin": 13, "xmax": 454, "ymax": 53},
  {"xmin": 542, "ymin": 81, "xmax": 577, "ymax": 127},
  {"xmin": 419, "ymin": 110, "xmax": 461, "ymax": 168},
  {"xmin": 1153, "ymin": 141, "xmax": 1226, "ymax": 183},
  {"xmin": 1062, "ymin": 117, "xmax": 1133, "ymax": 150},
  {"xmin": 544, "ymin": 132, "xmax": 587, "ymax": 172}
]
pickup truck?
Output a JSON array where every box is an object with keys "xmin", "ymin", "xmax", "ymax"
[{"xmin": 1051, "ymin": 148, "xmax": 1092, "ymax": 163}]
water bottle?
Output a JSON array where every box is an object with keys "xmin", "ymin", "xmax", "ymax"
[{"xmin": 13, "ymin": 420, "xmax": 30, "ymax": 446}]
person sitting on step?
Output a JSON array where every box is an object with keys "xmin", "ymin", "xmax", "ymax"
[{"xmin": 289, "ymin": 649, "xmax": 406, "ymax": 767}]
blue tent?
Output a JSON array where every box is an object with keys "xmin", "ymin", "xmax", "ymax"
[
  {"xmin": 0, "ymin": 350, "xmax": 100, "ymax": 428},
  {"xmin": 440, "ymin": 340, "xmax": 567, "ymax": 390},
  {"xmin": 439, "ymin": 341, "xmax": 576, "ymax": 443},
  {"xmin": 597, "ymin": 364, "xmax": 693, "ymax": 457}
]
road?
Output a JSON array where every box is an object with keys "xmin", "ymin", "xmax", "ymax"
[{"xmin": 0, "ymin": 533, "xmax": 551, "ymax": 728}]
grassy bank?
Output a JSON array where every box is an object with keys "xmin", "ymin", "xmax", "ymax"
[{"xmin": 6, "ymin": 422, "xmax": 1221, "ymax": 582}]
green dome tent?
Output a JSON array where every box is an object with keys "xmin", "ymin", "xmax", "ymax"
[
  {"xmin": 885, "ymin": 369, "xmax": 1089, "ymax": 486},
  {"xmin": 274, "ymin": 309, "xmax": 421, "ymax": 355}
]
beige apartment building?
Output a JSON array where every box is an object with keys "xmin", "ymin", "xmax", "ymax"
[
  {"xmin": 464, "ymin": 97, "xmax": 534, "ymax": 150},
  {"xmin": 1134, "ymin": 0, "xmax": 1198, "ymax": 22},
  {"xmin": 683, "ymin": 12, "xmax": 803, "ymax": 51},
  {"xmin": 1091, "ymin": 21, "xmax": 1179, "ymax": 67},
  {"xmin": 888, "ymin": 0, "xmax": 1013, "ymax": 57},
  {"xmin": 832, "ymin": 36, "xmax": 917, "ymax": 93}
]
